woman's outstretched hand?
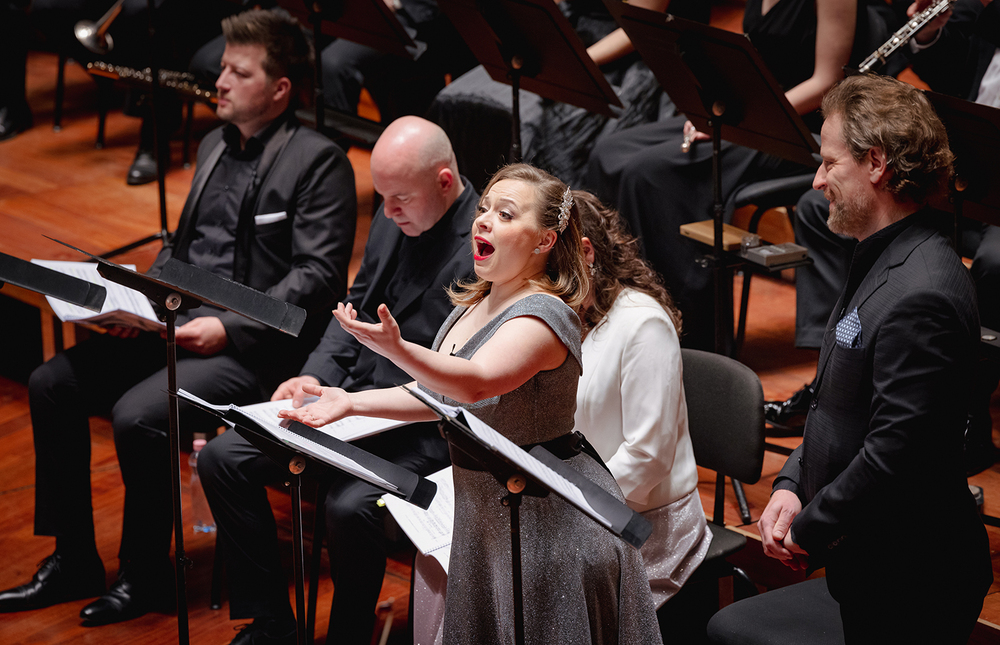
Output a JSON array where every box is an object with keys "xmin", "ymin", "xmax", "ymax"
[
  {"xmin": 333, "ymin": 302, "xmax": 403, "ymax": 359},
  {"xmin": 277, "ymin": 381, "xmax": 352, "ymax": 427}
]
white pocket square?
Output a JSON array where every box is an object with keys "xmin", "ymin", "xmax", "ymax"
[{"xmin": 254, "ymin": 211, "xmax": 287, "ymax": 225}]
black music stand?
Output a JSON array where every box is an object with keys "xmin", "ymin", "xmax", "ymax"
[
  {"xmin": 49, "ymin": 237, "xmax": 306, "ymax": 645},
  {"xmin": 923, "ymin": 91, "xmax": 1000, "ymax": 229},
  {"xmin": 278, "ymin": 0, "xmax": 421, "ymax": 134},
  {"xmin": 405, "ymin": 387, "xmax": 650, "ymax": 645},
  {"xmin": 603, "ymin": 2, "xmax": 820, "ymax": 356},
  {"xmin": 177, "ymin": 391, "xmax": 436, "ymax": 645},
  {"xmin": 0, "ymin": 251, "xmax": 107, "ymax": 312},
  {"xmin": 437, "ymin": 0, "xmax": 622, "ymax": 162}
]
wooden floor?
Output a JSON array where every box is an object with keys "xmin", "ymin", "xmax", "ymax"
[{"xmin": 3, "ymin": 25, "xmax": 1000, "ymax": 645}]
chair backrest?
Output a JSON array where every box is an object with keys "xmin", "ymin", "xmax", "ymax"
[{"xmin": 682, "ymin": 349, "xmax": 765, "ymax": 487}]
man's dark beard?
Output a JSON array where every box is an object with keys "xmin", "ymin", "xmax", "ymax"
[{"xmin": 827, "ymin": 190, "xmax": 872, "ymax": 239}]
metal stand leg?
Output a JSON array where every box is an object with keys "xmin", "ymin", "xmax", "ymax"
[
  {"xmin": 731, "ymin": 479, "xmax": 752, "ymax": 525},
  {"xmin": 502, "ymin": 472, "xmax": 528, "ymax": 645},
  {"xmin": 289, "ymin": 465, "xmax": 308, "ymax": 645}
]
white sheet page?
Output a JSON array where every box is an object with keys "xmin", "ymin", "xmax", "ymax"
[
  {"xmin": 30, "ymin": 259, "xmax": 163, "ymax": 331},
  {"xmin": 382, "ymin": 466, "xmax": 454, "ymax": 572},
  {"xmin": 243, "ymin": 398, "xmax": 408, "ymax": 442}
]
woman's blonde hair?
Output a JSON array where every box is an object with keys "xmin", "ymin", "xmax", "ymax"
[{"xmin": 448, "ymin": 164, "xmax": 590, "ymax": 309}]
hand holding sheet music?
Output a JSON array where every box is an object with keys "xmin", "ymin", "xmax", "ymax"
[{"xmin": 30, "ymin": 260, "xmax": 164, "ymax": 332}]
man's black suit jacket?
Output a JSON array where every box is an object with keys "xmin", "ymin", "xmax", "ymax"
[
  {"xmin": 301, "ymin": 178, "xmax": 478, "ymax": 391},
  {"xmin": 775, "ymin": 211, "xmax": 991, "ymax": 601},
  {"xmin": 147, "ymin": 114, "xmax": 358, "ymax": 394}
]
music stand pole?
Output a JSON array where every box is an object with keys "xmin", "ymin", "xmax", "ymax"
[
  {"xmin": 99, "ymin": 0, "xmax": 169, "ymax": 260},
  {"xmin": 510, "ymin": 61, "xmax": 522, "ymax": 163},
  {"xmin": 162, "ymin": 300, "xmax": 190, "ymax": 645},
  {"xmin": 711, "ymin": 114, "xmax": 727, "ymax": 354},
  {"xmin": 288, "ymin": 460, "xmax": 308, "ymax": 645},
  {"xmin": 502, "ymin": 482, "xmax": 525, "ymax": 645}
]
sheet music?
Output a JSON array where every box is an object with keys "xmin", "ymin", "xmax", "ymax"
[
  {"xmin": 401, "ymin": 386, "xmax": 608, "ymax": 529},
  {"xmin": 30, "ymin": 260, "xmax": 164, "ymax": 332},
  {"xmin": 242, "ymin": 399, "xmax": 408, "ymax": 442},
  {"xmin": 382, "ymin": 466, "xmax": 454, "ymax": 572},
  {"xmin": 177, "ymin": 389, "xmax": 396, "ymax": 492},
  {"xmin": 458, "ymin": 411, "xmax": 608, "ymax": 528}
]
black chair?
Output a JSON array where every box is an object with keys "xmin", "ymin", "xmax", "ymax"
[
  {"xmin": 729, "ymin": 173, "xmax": 816, "ymax": 358},
  {"xmin": 706, "ymin": 576, "xmax": 844, "ymax": 645},
  {"xmin": 681, "ymin": 349, "xmax": 765, "ymax": 605}
]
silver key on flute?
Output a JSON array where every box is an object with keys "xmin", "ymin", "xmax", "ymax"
[{"xmin": 681, "ymin": 130, "xmax": 694, "ymax": 153}]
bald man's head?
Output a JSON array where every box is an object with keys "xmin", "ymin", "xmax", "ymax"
[{"xmin": 370, "ymin": 116, "xmax": 464, "ymax": 236}]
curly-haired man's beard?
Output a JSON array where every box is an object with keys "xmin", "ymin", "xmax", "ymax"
[{"xmin": 826, "ymin": 189, "xmax": 873, "ymax": 239}]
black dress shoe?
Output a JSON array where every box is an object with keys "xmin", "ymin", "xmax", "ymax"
[
  {"xmin": 763, "ymin": 383, "xmax": 814, "ymax": 436},
  {"xmin": 228, "ymin": 618, "xmax": 297, "ymax": 645},
  {"xmin": 0, "ymin": 103, "xmax": 33, "ymax": 142},
  {"xmin": 126, "ymin": 148, "xmax": 159, "ymax": 186},
  {"xmin": 0, "ymin": 553, "xmax": 105, "ymax": 612},
  {"xmin": 79, "ymin": 569, "xmax": 174, "ymax": 625}
]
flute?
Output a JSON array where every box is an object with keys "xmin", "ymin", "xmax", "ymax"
[
  {"xmin": 86, "ymin": 61, "xmax": 218, "ymax": 103},
  {"xmin": 858, "ymin": 0, "xmax": 955, "ymax": 74}
]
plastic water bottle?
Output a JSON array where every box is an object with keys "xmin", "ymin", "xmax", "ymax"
[{"xmin": 190, "ymin": 434, "xmax": 216, "ymax": 534}]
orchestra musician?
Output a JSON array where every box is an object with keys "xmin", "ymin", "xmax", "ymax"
[{"xmin": 0, "ymin": 8, "xmax": 357, "ymax": 626}]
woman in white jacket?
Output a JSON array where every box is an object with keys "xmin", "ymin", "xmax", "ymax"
[{"xmin": 575, "ymin": 190, "xmax": 710, "ymax": 609}]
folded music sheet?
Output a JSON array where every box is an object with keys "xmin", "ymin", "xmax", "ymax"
[{"xmin": 30, "ymin": 259, "xmax": 164, "ymax": 332}]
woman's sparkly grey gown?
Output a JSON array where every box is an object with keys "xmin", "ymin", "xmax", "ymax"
[{"xmin": 423, "ymin": 294, "xmax": 662, "ymax": 645}]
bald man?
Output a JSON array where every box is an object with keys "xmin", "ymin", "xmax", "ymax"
[{"xmin": 198, "ymin": 116, "xmax": 477, "ymax": 645}]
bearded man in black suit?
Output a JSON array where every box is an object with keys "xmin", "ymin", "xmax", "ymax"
[
  {"xmin": 758, "ymin": 74, "xmax": 992, "ymax": 643},
  {"xmin": 0, "ymin": 8, "xmax": 357, "ymax": 626}
]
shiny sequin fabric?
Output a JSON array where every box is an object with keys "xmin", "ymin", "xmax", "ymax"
[{"xmin": 424, "ymin": 294, "xmax": 663, "ymax": 645}]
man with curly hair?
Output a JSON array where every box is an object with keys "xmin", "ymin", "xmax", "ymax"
[{"xmin": 754, "ymin": 74, "xmax": 992, "ymax": 642}]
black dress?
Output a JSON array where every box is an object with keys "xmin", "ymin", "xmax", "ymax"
[{"xmin": 426, "ymin": 0, "xmax": 709, "ymax": 190}]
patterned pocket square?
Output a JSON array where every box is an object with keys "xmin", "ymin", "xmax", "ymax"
[{"xmin": 836, "ymin": 307, "xmax": 863, "ymax": 349}]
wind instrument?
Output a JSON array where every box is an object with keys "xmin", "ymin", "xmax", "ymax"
[
  {"xmin": 87, "ymin": 61, "xmax": 218, "ymax": 103},
  {"xmin": 74, "ymin": 0, "xmax": 126, "ymax": 55}
]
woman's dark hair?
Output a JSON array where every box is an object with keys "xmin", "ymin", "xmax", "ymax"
[{"xmin": 575, "ymin": 190, "xmax": 681, "ymax": 338}]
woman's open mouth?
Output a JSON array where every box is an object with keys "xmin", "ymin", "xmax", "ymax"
[{"xmin": 474, "ymin": 237, "xmax": 495, "ymax": 261}]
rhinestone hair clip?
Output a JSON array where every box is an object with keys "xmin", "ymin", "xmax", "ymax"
[{"xmin": 557, "ymin": 186, "xmax": 573, "ymax": 233}]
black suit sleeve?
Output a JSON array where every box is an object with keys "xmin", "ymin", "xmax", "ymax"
[
  {"xmin": 299, "ymin": 211, "xmax": 392, "ymax": 387},
  {"xmin": 790, "ymin": 287, "xmax": 972, "ymax": 552},
  {"xmin": 773, "ymin": 444, "xmax": 804, "ymax": 501}
]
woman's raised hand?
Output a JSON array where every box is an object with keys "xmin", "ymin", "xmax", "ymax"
[
  {"xmin": 333, "ymin": 302, "xmax": 404, "ymax": 359},
  {"xmin": 277, "ymin": 381, "xmax": 352, "ymax": 427}
]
